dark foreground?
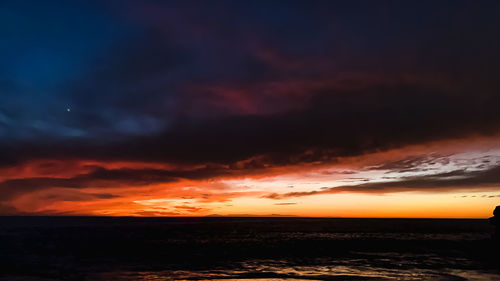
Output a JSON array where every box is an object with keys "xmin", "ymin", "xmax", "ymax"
[{"xmin": 0, "ymin": 217, "xmax": 499, "ymax": 281}]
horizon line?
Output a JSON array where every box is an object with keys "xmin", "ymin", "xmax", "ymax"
[{"xmin": 0, "ymin": 215, "xmax": 489, "ymax": 220}]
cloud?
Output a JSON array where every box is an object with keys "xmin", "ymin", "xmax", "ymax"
[
  {"xmin": 0, "ymin": 203, "xmax": 23, "ymax": 216},
  {"xmin": 0, "ymin": 162, "xmax": 260, "ymax": 202},
  {"xmin": 2, "ymin": 2, "xmax": 500, "ymax": 169},
  {"xmin": 173, "ymin": 205, "xmax": 205, "ymax": 212},
  {"xmin": 133, "ymin": 211, "xmax": 181, "ymax": 217},
  {"xmin": 366, "ymin": 154, "xmax": 452, "ymax": 173},
  {"xmin": 5, "ymin": 82, "xmax": 500, "ymax": 170},
  {"xmin": 0, "ymin": 168, "xmax": 176, "ymax": 201},
  {"xmin": 264, "ymin": 165, "xmax": 500, "ymax": 199},
  {"xmin": 3, "ymin": 1, "xmax": 500, "ymax": 216}
]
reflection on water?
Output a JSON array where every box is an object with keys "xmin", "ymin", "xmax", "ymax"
[
  {"xmin": 92, "ymin": 255, "xmax": 500, "ymax": 281},
  {"xmin": 1, "ymin": 217, "xmax": 499, "ymax": 281}
]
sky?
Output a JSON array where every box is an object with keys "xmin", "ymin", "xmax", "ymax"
[{"xmin": 1, "ymin": 0, "xmax": 500, "ymax": 217}]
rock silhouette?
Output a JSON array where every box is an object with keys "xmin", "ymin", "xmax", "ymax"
[{"xmin": 490, "ymin": 205, "xmax": 500, "ymax": 240}]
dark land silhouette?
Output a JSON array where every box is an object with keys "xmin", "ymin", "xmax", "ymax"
[{"xmin": 490, "ymin": 205, "xmax": 500, "ymax": 242}]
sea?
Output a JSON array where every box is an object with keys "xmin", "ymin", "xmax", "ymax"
[{"xmin": 0, "ymin": 217, "xmax": 499, "ymax": 281}]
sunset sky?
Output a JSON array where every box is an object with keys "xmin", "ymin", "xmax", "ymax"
[{"xmin": 1, "ymin": 0, "xmax": 500, "ymax": 217}]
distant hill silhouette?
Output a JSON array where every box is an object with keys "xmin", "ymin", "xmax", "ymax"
[{"xmin": 205, "ymin": 213, "xmax": 298, "ymax": 217}]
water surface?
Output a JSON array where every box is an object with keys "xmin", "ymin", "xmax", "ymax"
[{"xmin": 0, "ymin": 217, "xmax": 498, "ymax": 280}]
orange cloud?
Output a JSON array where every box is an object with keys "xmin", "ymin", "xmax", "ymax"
[{"xmin": 1, "ymin": 134, "xmax": 500, "ymax": 217}]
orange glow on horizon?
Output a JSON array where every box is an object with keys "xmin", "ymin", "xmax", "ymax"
[{"xmin": 2, "ymin": 135, "xmax": 500, "ymax": 218}]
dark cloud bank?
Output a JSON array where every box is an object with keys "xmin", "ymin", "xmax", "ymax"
[{"xmin": 1, "ymin": 1, "xmax": 500, "ymax": 213}]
